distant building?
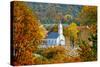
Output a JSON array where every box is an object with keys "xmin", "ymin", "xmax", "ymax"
[{"xmin": 42, "ymin": 21, "xmax": 65, "ymax": 47}]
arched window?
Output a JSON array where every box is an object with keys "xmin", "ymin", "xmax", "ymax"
[
  {"xmin": 49, "ymin": 40, "xmax": 51, "ymax": 43},
  {"xmin": 60, "ymin": 39, "xmax": 64, "ymax": 45}
]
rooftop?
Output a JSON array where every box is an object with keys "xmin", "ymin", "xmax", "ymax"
[{"xmin": 47, "ymin": 32, "xmax": 59, "ymax": 39}]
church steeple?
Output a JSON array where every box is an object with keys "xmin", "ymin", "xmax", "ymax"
[{"xmin": 58, "ymin": 20, "xmax": 63, "ymax": 35}]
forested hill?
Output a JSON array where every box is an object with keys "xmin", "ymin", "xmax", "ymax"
[{"xmin": 25, "ymin": 2, "xmax": 82, "ymax": 24}]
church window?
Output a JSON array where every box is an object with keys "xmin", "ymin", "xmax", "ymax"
[
  {"xmin": 52, "ymin": 40, "xmax": 53, "ymax": 44},
  {"xmin": 48, "ymin": 40, "xmax": 50, "ymax": 43}
]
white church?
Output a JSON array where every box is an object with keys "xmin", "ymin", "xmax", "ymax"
[{"xmin": 42, "ymin": 21, "xmax": 66, "ymax": 47}]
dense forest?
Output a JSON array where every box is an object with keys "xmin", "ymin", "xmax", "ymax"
[
  {"xmin": 26, "ymin": 2, "xmax": 82, "ymax": 24},
  {"xmin": 11, "ymin": 1, "xmax": 97, "ymax": 65}
]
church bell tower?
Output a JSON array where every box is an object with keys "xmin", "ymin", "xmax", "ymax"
[
  {"xmin": 58, "ymin": 21, "xmax": 63, "ymax": 35},
  {"xmin": 58, "ymin": 20, "xmax": 65, "ymax": 46}
]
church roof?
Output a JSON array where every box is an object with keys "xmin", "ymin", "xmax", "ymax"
[{"xmin": 47, "ymin": 32, "xmax": 59, "ymax": 39}]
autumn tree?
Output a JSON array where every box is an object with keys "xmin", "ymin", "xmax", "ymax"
[
  {"xmin": 52, "ymin": 24, "xmax": 58, "ymax": 32},
  {"xmin": 76, "ymin": 6, "xmax": 97, "ymax": 26},
  {"xmin": 78, "ymin": 39, "xmax": 97, "ymax": 61},
  {"xmin": 63, "ymin": 14, "xmax": 73, "ymax": 24},
  {"xmin": 66, "ymin": 22, "xmax": 79, "ymax": 48},
  {"xmin": 76, "ymin": 6, "xmax": 97, "ymax": 61},
  {"xmin": 35, "ymin": 46, "xmax": 67, "ymax": 64},
  {"xmin": 11, "ymin": 1, "xmax": 46, "ymax": 65}
]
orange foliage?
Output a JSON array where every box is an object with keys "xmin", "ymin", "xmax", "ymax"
[
  {"xmin": 34, "ymin": 46, "xmax": 81, "ymax": 64},
  {"xmin": 12, "ymin": 1, "xmax": 46, "ymax": 65}
]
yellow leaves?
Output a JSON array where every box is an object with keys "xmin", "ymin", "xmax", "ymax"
[
  {"xmin": 82, "ymin": 6, "xmax": 97, "ymax": 13},
  {"xmin": 78, "ymin": 6, "xmax": 97, "ymax": 25},
  {"xmin": 89, "ymin": 24, "xmax": 97, "ymax": 34},
  {"xmin": 35, "ymin": 46, "xmax": 81, "ymax": 64},
  {"xmin": 67, "ymin": 22, "xmax": 79, "ymax": 41},
  {"xmin": 43, "ymin": 46, "xmax": 66, "ymax": 54},
  {"xmin": 64, "ymin": 14, "xmax": 72, "ymax": 21},
  {"xmin": 68, "ymin": 22, "xmax": 77, "ymax": 31}
]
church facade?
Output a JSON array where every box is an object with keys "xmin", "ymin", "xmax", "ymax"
[{"xmin": 42, "ymin": 21, "xmax": 66, "ymax": 47}]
